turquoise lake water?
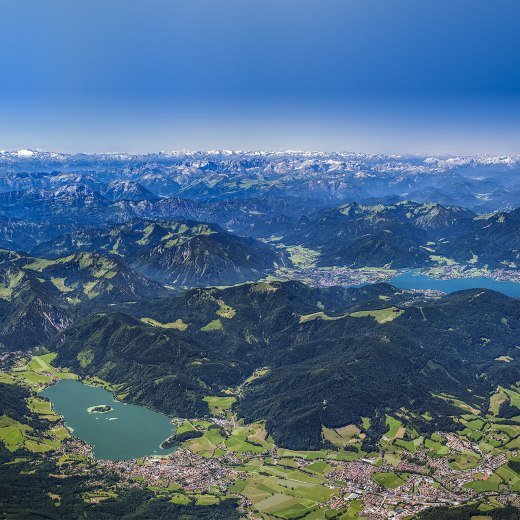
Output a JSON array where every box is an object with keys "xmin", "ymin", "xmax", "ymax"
[
  {"xmin": 390, "ymin": 271, "xmax": 520, "ymax": 298},
  {"xmin": 41, "ymin": 379, "xmax": 176, "ymax": 460}
]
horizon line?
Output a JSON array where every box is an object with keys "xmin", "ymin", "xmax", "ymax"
[{"xmin": 2, "ymin": 148, "xmax": 520, "ymax": 160}]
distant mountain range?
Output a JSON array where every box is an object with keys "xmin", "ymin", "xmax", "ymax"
[
  {"xmin": 1, "ymin": 183, "xmax": 519, "ymax": 271},
  {"xmin": 0, "ymin": 150, "xmax": 520, "ymax": 271},
  {"xmin": 0, "ymin": 184, "xmax": 313, "ymax": 246},
  {"xmin": 1, "ymin": 150, "xmax": 520, "ymax": 213}
]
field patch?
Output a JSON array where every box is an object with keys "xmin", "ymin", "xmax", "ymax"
[
  {"xmin": 349, "ymin": 307, "xmax": 404, "ymax": 324},
  {"xmin": 0, "ymin": 415, "xmax": 31, "ymax": 451},
  {"xmin": 384, "ymin": 416, "xmax": 404, "ymax": 440},
  {"xmin": 322, "ymin": 424, "xmax": 362, "ymax": 447},
  {"xmin": 140, "ymin": 317, "xmax": 188, "ymax": 331},
  {"xmin": 372, "ymin": 471, "xmax": 409, "ymax": 489},
  {"xmin": 216, "ymin": 299, "xmax": 236, "ymax": 319},
  {"xmin": 203, "ymin": 396, "xmax": 236, "ymax": 415},
  {"xmin": 201, "ymin": 319, "xmax": 223, "ymax": 332}
]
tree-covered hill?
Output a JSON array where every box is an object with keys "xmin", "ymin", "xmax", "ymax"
[
  {"xmin": 285, "ymin": 200, "xmax": 520, "ymax": 269},
  {"xmin": 52, "ymin": 281, "xmax": 520, "ymax": 450}
]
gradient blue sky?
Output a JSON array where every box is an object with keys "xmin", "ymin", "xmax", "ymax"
[{"xmin": 1, "ymin": 0, "xmax": 520, "ymax": 154}]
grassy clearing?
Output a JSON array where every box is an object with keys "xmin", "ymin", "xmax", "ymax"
[
  {"xmin": 83, "ymin": 489, "xmax": 118, "ymax": 504},
  {"xmin": 496, "ymin": 464, "xmax": 520, "ymax": 488},
  {"xmin": 216, "ymin": 299, "xmax": 236, "ymax": 319},
  {"xmin": 77, "ymin": 349, "xmax": 94, "ymax": 368},
  {"xmin": 489, "ymin": 388, "xmax": 508, "ymax": 416},
  {"xmin": 184, "ymin": 435, "xmax": 216, "ymax": 456},
  {"xmin": 28, "ymin": 353, "xmax": 57, "ymax": 371},
  {"xmin": 255, "ymin": 493, "xmax": 302, "ymax": 515},
  {"xmin": 449, "ymin": 452, "xmax": 480, "ymax": 470},
  {"xmin": 26, "ymin": 396, "xmax": 60, "ymax": 421},
  {"xmin": 242, "ymin": 368, "xmax": 269, "ymax": 386},
  {"xmin": 201, "ymin": 319, "xmax": 223, "ymax": 332},
  {"xmin": 284, "ymin": 245, "xmax": 320, "ymax": 269},
  {"xmin": 372, "ymin": 471, "xmax": 409, "ymax": 489},
  {"xmin": 429, "ymin": 255, "xmax": 457, "ymax": 266},
  {"xmin": 226, "ymin": 425, "xmax": 273, "ymax": 454},
  {"xmin": 340, "ymin": 499, "xmax": 363, "ymax": 519},
  {"xmin": 277, "ymin": 449, "xmax": 329, "ymax": 461},
  {"xmin": 195, "ymin": 494, "xmax": 220, "ymax": 505},
  {"xmin": 384, "ymin": 416, "xmax": 404, "ymax": 439},
  {"xmin": 0, "ymin": 372, "xmax": 15, "ymax": 384},
  {"xmin": 0, "ymin": 270, "xmax": 25, "ymax": 300},
  {"xmin": 464, "ymin": 472, "xmax": 503, "ymax": 492},
  {"xmin": 349, "ymin": 307, "xmax": 404, "ymax": 324},
  {"xmin": 504, "ymin": 386, "xmax": 520, "ymax": 409},
  {"xmin": 299, "ymin": 312, "xmax": 346, "ymax": 324},
  {"xmin": 434, "ymin": 393, "xmax": 481, "ymax": 415},
  {"xmin": 322, "ymin": 424, "xmax": 363, "ymax": 448},
  {"xmin": 306, "ymin": 461, "xmax": 332, "ymax": 475},
  {"xmin": 424, "ymin": 438, "xmax": 449, "ymax": 456},
  {"xmin": 0, "ymin": 415, "xmax": 31, "ymax": 451},
  {"xmin": 226, "ymin": 434, "xmax": 266, "ymax": 454},
  {"xmin": 176, "ymin": 421, "xmax": 197, "ymax": 435},
  {"xmin": 203, "ymin": 396, "xmax": 236, "ymax": 415},
  {"xmin": 170, "ymin": 493, "xmax": 192, "ymax": 505},
  {"xmin": 140, "ymin": 317, "xmax": 188, "ymax": 331},
  {"xmin": 51, "ymin": 277, "xmax": 74, "ymax": 293}
]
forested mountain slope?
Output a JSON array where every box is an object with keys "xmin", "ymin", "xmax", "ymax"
[{"xmin": 53, "ymin": 281, "xmax": 520, "ymax": 449}]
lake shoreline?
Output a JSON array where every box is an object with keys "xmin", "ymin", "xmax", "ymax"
[
  {"xmin": 41, "ymin": 379, "xmax": 177, "ymax": 461},
  {"xmin": 390, "ymin": 269, "xmax": 520, "ymax": 298}
]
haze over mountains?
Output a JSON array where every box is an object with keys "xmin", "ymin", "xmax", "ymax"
[
  {"xmin": 1, "ymin": 150, "xmax": 520, "ymax": 212},
  {"xmin": 0, "ymin": 150, "xmax": 519, "ymax": 275}
]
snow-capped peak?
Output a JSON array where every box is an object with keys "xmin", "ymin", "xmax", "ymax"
[{"xmin": 16, "ymin": 149, "xmax": 35, "ymax": 158}]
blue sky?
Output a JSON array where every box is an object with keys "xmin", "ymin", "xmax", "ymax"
[{"xmin": 1, "ymin": 0, "xmax": 520, "ymax": 153}]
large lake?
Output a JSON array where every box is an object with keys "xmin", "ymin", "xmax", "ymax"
[
  {"xmin": 41, "ymin": 379, "xmax": 176, "ymax": 460},
  {"xmin": 390, "ymin": 271, "xmax": 520, "ymax": 298}
]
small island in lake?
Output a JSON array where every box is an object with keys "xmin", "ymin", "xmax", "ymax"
[{"xmin": 87, "ymin": 404, "xmax": 112, "ymax": 414}]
